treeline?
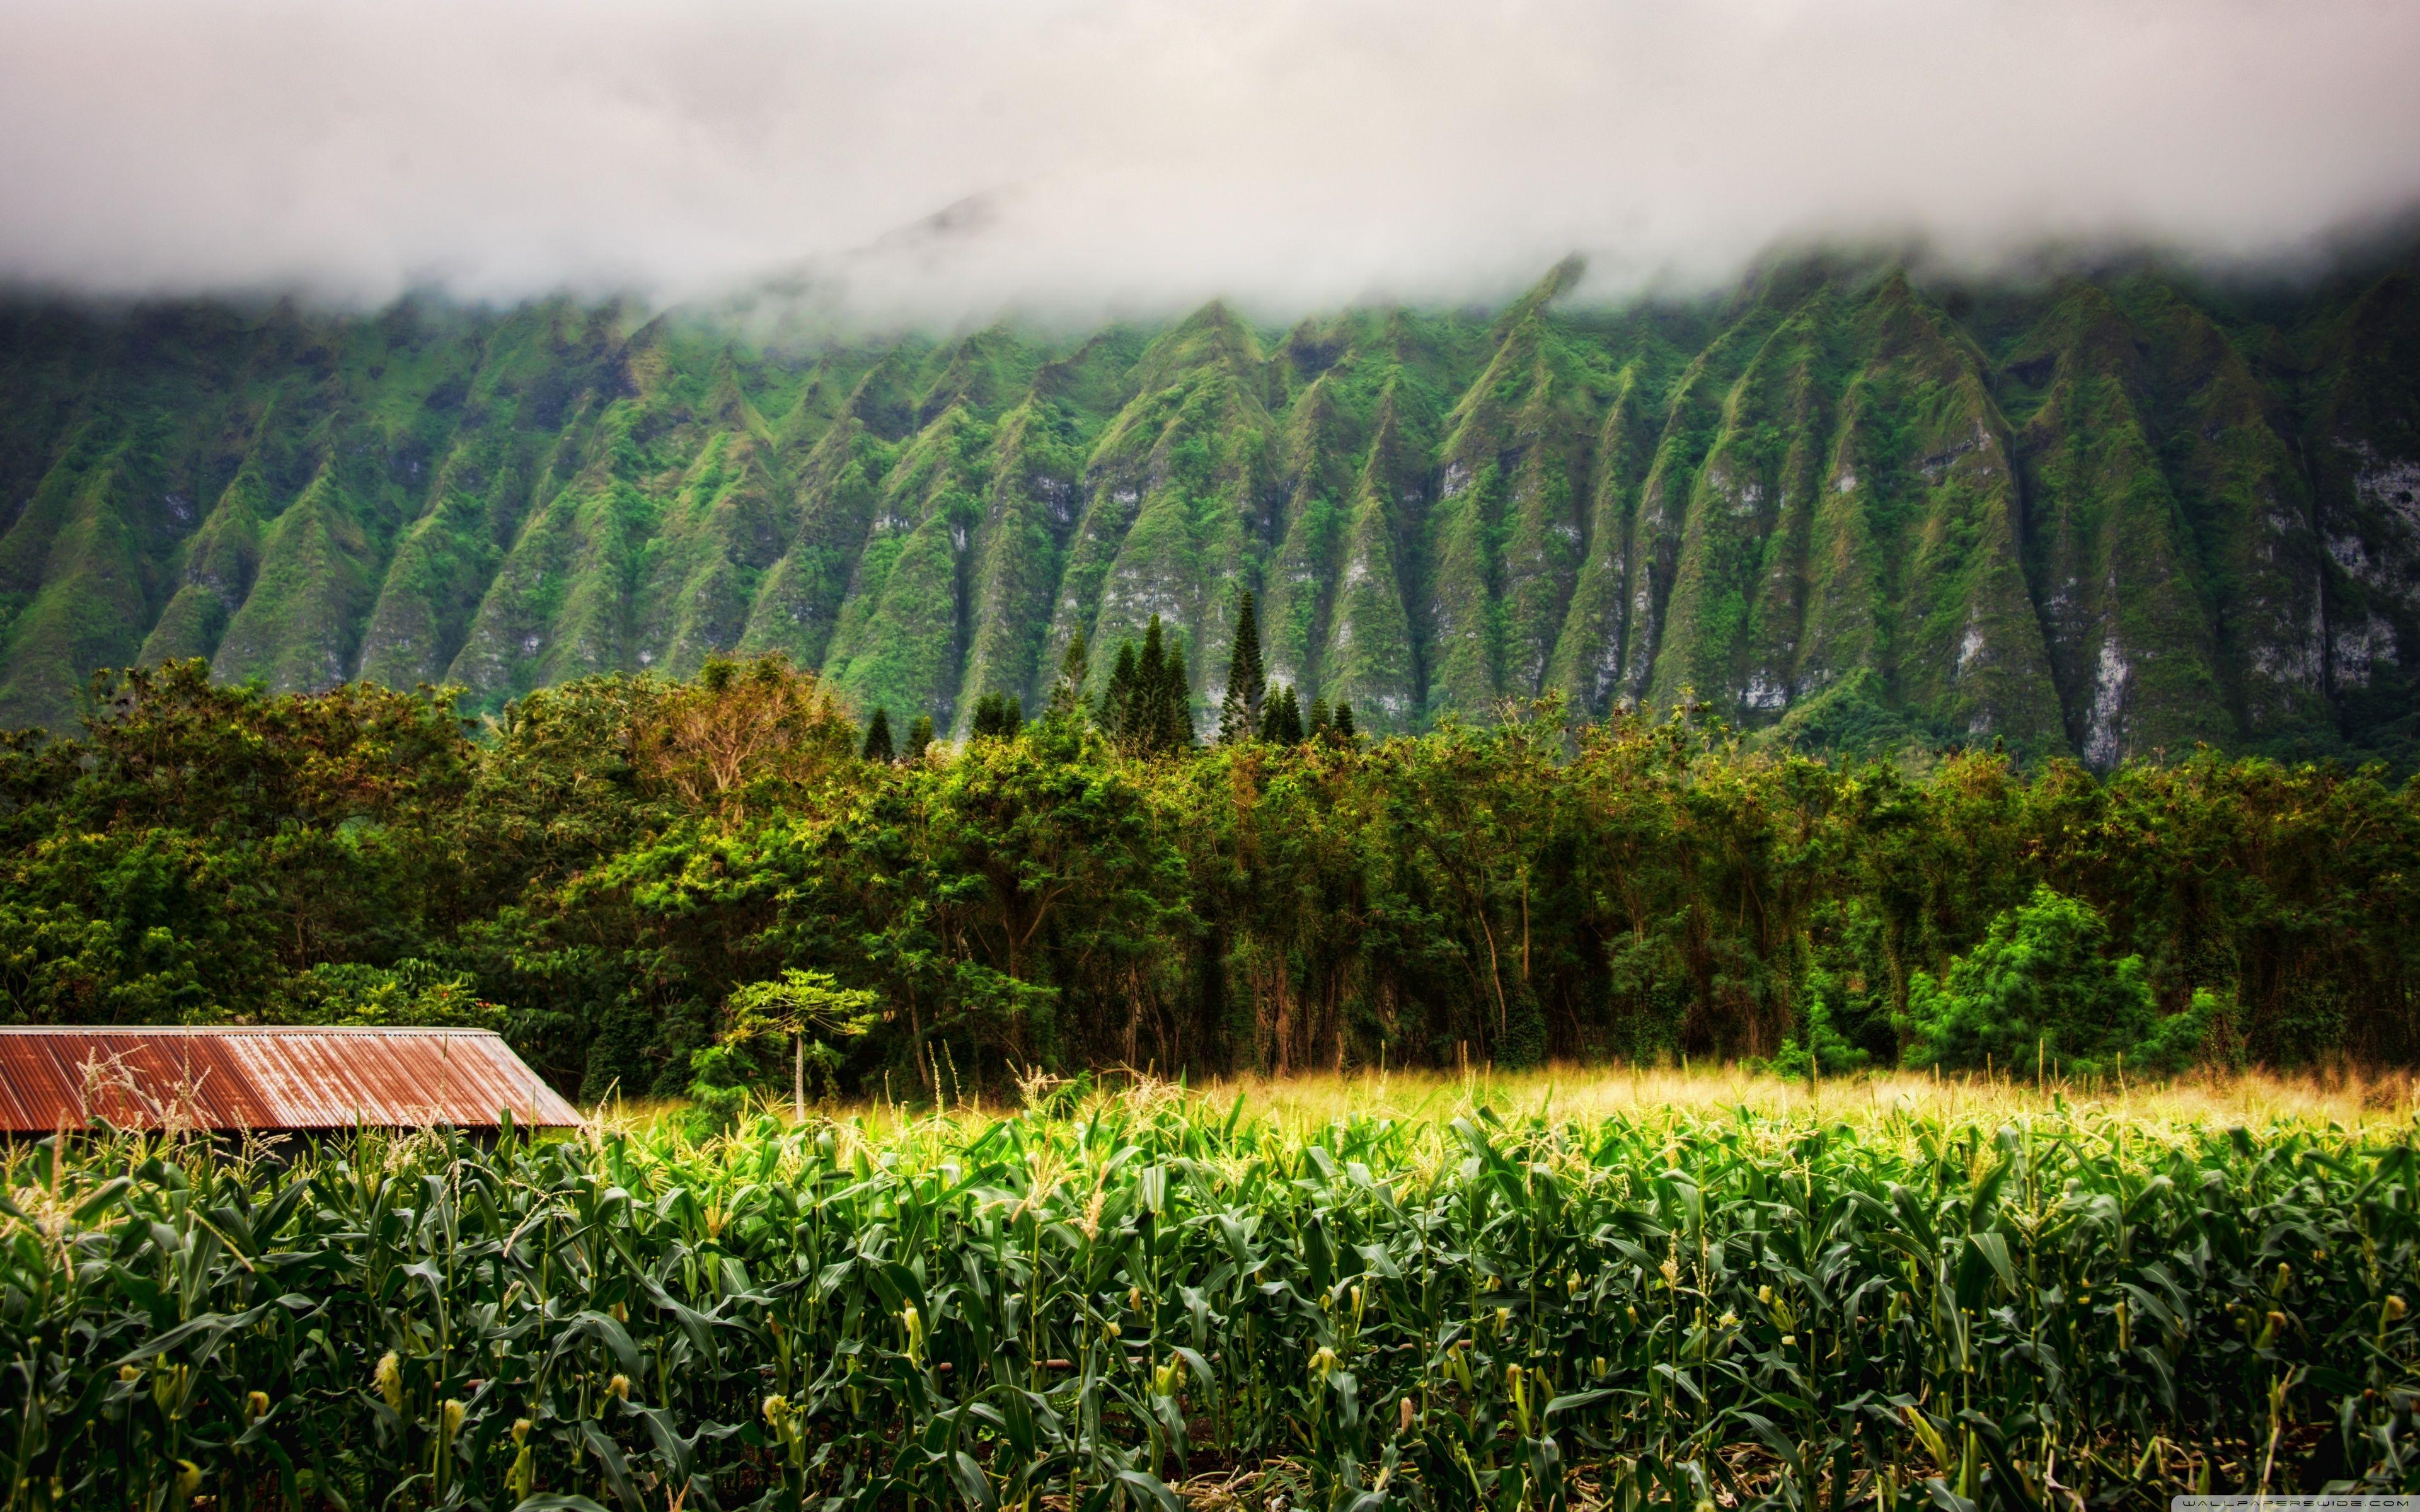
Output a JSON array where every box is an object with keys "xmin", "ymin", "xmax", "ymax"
[{"xmin": 2, "ymin": 642, "xmax": 2416, "ymax": 1101}]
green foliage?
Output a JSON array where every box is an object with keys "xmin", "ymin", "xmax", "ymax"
[
  {"xmin": 1763, "ymin": 992, "xmax": 1871, "ymax": 1081},
  {"xmin": 1900, "ymin": 886, "xmax": 2204, "ymax": 1077},
  {"xmin": 1102, "ymin": 616, "xmax": 1194, "ymax": 756},
  {"xmin": 6, "ymin": 250, "xmax": 2416, "ymax": 761},
  {"xmin": 1219, "ymin": 588, "xmax": 1266, "ymax": 744},
  {"xmin": 4, "ymin": 656, "xmax": 2420, "ymax": 1095},
  {"xmin": 969, "ymin": 692, "xmax": 1023, "ymax": 741},
  {"xmin": 6, "ymin": 1096, "xmax": 2420, "ymax": 1509},
  {"xmin": 861, "ymin": 707, "xmax": 895, "ymax": 763},
  {"xmin": 1043, "ymin": 631, "xmax": 1091, "ymax": 726},
  {"xmin": 1261, "ymin": 684, "xmax": 1305, "ymax": 745},
  {"xmin": 691, "ymin": 966, "xmax": 882, "ymax": 1126},
  {"xmin": 269, "ymin": 959, "xmax": 505, "ymax": 1031}
]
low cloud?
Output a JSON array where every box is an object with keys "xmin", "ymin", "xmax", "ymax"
[{"xmin": 2, "ymin": 0, "xmax": 2416, "ymax": 324}]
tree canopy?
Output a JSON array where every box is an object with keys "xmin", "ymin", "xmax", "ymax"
[{"xmin": 4, "ymin": 653, "xmax": 2417, "ymax": 1100}]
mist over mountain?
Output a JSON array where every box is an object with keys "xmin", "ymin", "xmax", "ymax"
[
  {"xmin": 4, "ymin": 246, "xmax": 2420, "ymax": 768},
  {"xmin": 1, "ymin": 1, "xmax": 2417, "ymax": 321},
  {"xmin": 4, "ymin": 1, "xmax": 2420, "ymax": 760}
]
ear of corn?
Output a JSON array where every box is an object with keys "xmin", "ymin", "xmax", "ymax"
[{"xmin": 1, "ymin": 1096, "xmax": 2416, "ymax": 1509}]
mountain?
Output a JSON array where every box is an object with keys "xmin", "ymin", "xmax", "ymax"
[{"xmin": 3, "ymin": 248, "xmax": 2419, "ymax": 764}]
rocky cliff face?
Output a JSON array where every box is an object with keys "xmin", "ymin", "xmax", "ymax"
[{"xmin": 3, "ymin": 250, "xmax": 2416, "ymax": 762}]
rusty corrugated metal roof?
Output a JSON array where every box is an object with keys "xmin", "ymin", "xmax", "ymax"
[{"xmin": 0, "ymin": 1027, "xmax": 583, "ymax": 1133}]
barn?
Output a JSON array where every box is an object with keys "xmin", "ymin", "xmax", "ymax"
[{"xmin": 0, "ymin": 1026, "xmax": 582, "ymax": 1135}]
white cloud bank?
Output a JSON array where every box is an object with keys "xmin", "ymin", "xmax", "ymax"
[{"xmin": 1, "ymin": 0, "xmax": 2416, "ymax": 323}]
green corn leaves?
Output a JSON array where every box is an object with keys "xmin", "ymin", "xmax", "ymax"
[{"xmin": 0, "ymin": 1099, "xmax": 2416, "ymax": 1511}]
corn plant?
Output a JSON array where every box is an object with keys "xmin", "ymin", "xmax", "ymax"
[{"xmin": 1, "ymin": 1093, "xmax": 2417, "ymax": 1511}]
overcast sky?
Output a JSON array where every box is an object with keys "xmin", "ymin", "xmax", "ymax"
[{"xmin": 1, "ymin": 0, "xmax": 2416, "ymax": 324}]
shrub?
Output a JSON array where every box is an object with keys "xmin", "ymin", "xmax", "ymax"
[
  {"xmin": 1765, "ymin": 990, "xmax": 1870, "ymax": 1080},
  {"xmin": 1900, "ymin": 885, "xmax": 2205, "ymax": 1077},
  {"xmin": 269, "ymin": 958, "xmax": 506, "ymax": 1031}
]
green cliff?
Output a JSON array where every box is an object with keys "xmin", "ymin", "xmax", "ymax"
[{"xmin": 4, "ymin": 248, "xmax": 2417, "ymax": 762}]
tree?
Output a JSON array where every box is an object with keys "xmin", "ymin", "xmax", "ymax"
[
  {"xmin": 1157, "ymin": 642, "xmax": 1195, "ymax": 753},
  {"xmin": 1103, "ymin": 642, "xmax": 1139, "ymax": 740},
  {"xmin": 1260, "ymin": 685, "xmax": 1304, "ymax": 745},
  {"xmin": 1899, "ymin": 886, "xmax": 2204, "ymax": 1077},
  {"xmin": 862, "ymin": 708, "xmax": 896, "ymax": 763},
  {"xmin": 706, "ymin": 967, "xmax": 882, "ymax": 1120},
  {"xmin": 971, "ymin": 693, "xmax": 1025, "ymax": 742},
  {"xmin": 630, "ymin": 655, "xmax": 856, "ymax": 823},
  {"xmin": 1105, "ymin": 617, "xmax": 1192, "ymax": 757},
  {"xmin": 1046, "ymin": 631, "xmax": 1092, "ymax": 724},
  {"xmin": 1307, "ymin": 697, "xmax": 1331, "ymax": 740},
  {"xmin": 907, "ymin": 714, "xmax": 935, "ymax": 760},
  {"xmin": 1218, "ymin": 591, "xmax": 1266, "ymax": 744},
  {"xmin": 1331, "ymin": 701, "xmax": 1356, "ymax": 743},
  {"xmin": 1127, "ymin": 619, "xmax": 1170, "ymax": 750}
]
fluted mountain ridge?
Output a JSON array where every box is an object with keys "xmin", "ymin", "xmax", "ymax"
[{"xmin": 4, "ymin": 249, "xmax": 2419, "ymax": 764}]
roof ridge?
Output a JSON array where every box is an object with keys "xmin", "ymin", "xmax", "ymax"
[
  {"xmin": 0, "ymin": 1026, "xmax": 580, "ymax": 1131},
  {"xmin": 0, "ymin": 1025, "xmax": 506, "ymax": 1035}
]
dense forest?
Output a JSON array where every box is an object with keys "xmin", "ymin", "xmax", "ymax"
[
  {"xmin": 5, "ymin": 246, "xmax": 2420, "ymax": 770},
  {"xmin": 3, "ymin": 633, "xmax": 2414, "ymax": 1101}
]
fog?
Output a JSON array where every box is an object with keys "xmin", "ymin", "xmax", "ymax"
[{"xmin": 2, "ymin": 0, "xmax": 2416, "ymax": 324}]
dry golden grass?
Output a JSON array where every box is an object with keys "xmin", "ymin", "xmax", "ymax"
[
  {"xmin": 1187, "ymin": 1062, "xmax": 2420, "ymax": 1135},
  {"xmin": 594, "ymin": 1062, "xmax": 2420, "ymax": 1153}
]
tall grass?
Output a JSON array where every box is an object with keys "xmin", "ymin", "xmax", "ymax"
[{"xmin": 4, "ymin": 1070, "xmax": 2417, "ymax": 1511}]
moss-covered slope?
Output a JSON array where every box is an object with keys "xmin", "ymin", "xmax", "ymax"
[{"xmin": 4, "ymin": 251, "xmax": 2417, "ymax": 763}]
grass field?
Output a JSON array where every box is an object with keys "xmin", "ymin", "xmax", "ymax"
[
  {"xmin": 6, "ymin": 1068, "xmax": 2419, "ymax": 1511},
  {"xmin": 992, "ymin": 1065, "xmax": 2420, "ymax": 1136}
]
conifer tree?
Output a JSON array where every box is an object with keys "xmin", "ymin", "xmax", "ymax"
[
  {"xmin": 1261, "ymin": 684, "xmax": 1304, "ymax": 745},
  {"xmin": 1128, "ymin": 618, "xmax": 1169, "ymax": 753},
  {"xmin": 1158, "ymin": 643, "xmax": 1194, "ymax": 752},
  {"xmin": 1098, "ymin": 616, "xmax": 1196, "ymax": 755},
  {"xmin": 1331, "ymin": 700, "xmax": 1356, "ymax": 742},
  {"xmin": 1075, "ymin": 616, "xmax": 1204, "ymax": 755},
  {"xmin": 970, "ymin": 693, "xmax": 1023, "ymax": 741},
  {"xmin": 1137, "ymin": 616, "xmax": 1167, "ymax": 690},
  {"xmin": 1308, "ymin": 697, "xmax": 1331, "ymax": 740},
  {"xmin": 1103, "ymin": 641, "xmax": 1139, "ymax": 743},
  {"xmin": 861, "ymin": 707, "xmax": 895, "ymax": 763},
  {"xmin": 1218, "ymin": 590, "xmax": 1265, "ymax": 744},
  {"xmin": 1046, "ymin": 631, "xmax": 1091, "ymax": 724},
  {"xmin": 907, "ymin": 714, "xmax": 935, "ymax": 760}
]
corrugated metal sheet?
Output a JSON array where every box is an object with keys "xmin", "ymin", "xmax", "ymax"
[{"xmin": 0, "ymin": 1027, "xmax": 582, "ymax": 1133}]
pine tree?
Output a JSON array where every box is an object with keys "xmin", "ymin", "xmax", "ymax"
[
  {"xmin": 1090, "ymin": 616, "xmax": 1200, "ymax": 755},
  {"xmin": 1046, "ymin": 631, "xmax": 1091, "ymax": 724},
  {"xmin": 1331, "ymin": 701, "xmax": 1356, "ymax": 742},
  {"xmin": 862, "ymin": 707, "xmax": 895, "ymax": 763},
  {"xmin": 971, "ymin": 693, "xmax": 1023, "ymax": 741},
  {"xmin": 1158, "ymin": 643, "xmax": 1194, "ymax": 752},
  {"xmin": 907, "ymin": 714, "xmax": 935, "ymax": 760},
  {"xmin": 1137, "ymin": 617, "xmax": 1167, "ymax": 691},
  {"xmin": 1104, "ymin": 641, "xmax": 1139, "ymax": 743},
  {"xmin": 1129, "ymin": 617, "xmax": 1169, "ymax": 753},
  {"xmin": 1307, "ymin": 697, "xmax": 1331, "ymax": 740},
  {"xmin": 1218, "ymin": 590, "xmax": 1265, "ymax": 745},
  {"xmin": 1262, "ymin": 684, "xmax": 1304, "ymax": 745}
]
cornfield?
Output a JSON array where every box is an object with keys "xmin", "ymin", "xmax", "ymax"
[{"xmin": 4, "ymin": 1074, "xmax": 2419, "ymax": 1511}]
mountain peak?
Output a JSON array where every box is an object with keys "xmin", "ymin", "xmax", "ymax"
[{"xmin": 3, "ymin": 249, "xmax": 2417, "ymax": 762}]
